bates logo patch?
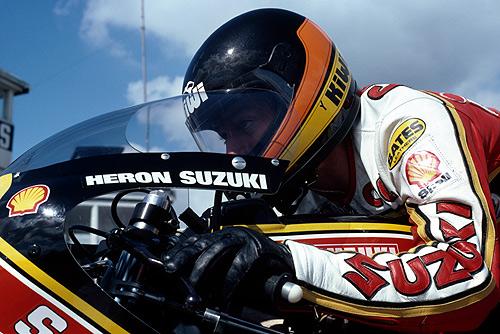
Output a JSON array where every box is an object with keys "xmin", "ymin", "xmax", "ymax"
[
  {"xmin": 387, "ymin": 118, "xmax": 426, "ymax": 169},
  {"xmin": 7, "ymin": 185, "xmax": 50, "ymax": 217}
]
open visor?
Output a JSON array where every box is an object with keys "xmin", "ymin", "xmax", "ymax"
[{"xmin": 184, "ymin": 89, "xmax": 289, "ymax": 156}]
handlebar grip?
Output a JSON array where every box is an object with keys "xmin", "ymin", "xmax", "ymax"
[
  {"xmin": 265, "ymin": 274, "xmax": 303, "ymax": 304},
  {"xmin": 280, "ymin": 281, "xmax": 303, "ymax": 304}
]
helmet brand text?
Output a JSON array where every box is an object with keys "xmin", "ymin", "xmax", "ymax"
[
  {"xmin": 324, "ymin": 55, "xmax": 350, "ymax": 108},
  {"xmin": 183, "ymin": 81, "xmax": 208, "ymax": 114}
]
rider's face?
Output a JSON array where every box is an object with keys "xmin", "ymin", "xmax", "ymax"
[{"xmin": 216, "ymin": 107, "xmax": 274, "ymax": 155}]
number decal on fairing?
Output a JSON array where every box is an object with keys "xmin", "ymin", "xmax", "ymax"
[{"xmin": 15, "ymin": 305, "xmax": 68, "ymax": 334}]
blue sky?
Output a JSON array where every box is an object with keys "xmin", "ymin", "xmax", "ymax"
[{"xmin": 2, "ymin": 0, "xmax": 500, "ymax": 161}]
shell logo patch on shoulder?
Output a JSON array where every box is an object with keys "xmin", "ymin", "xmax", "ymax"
[
  {"xmin": 6, "ymin": 185, "xmax": 50, "ymax": 217},
  {"xmin": 406, "ymin": 151, "xmax": 441, "ymax": 187},
  {"xmin": 404, "ymin": 151, "xmax": 456, "ymax": 200},
  {"xmin": 387, "ymin": 118, "xmax": 426, "ymax": 169}
]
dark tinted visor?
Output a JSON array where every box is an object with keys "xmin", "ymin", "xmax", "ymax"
[{"xmin": 184, "ymin": 89, "xmax": 289, "ymax": 156}]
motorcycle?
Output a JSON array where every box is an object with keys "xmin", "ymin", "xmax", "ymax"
[{"xmin": 0, "ymin": 95, "xmax": 415, "ymax": 333}]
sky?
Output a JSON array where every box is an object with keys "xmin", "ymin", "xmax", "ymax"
[{"xmin": 1, "ymin": 0, "xmax": 500, "ymax": 161}]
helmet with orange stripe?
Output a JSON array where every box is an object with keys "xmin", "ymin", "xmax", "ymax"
[{"xmin": 183, "ymin": 8, "xmax": 360, "ymax": 189}]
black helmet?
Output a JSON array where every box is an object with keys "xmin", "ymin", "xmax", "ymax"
[{"xmin": 183, "ymin": 8, "xmax": 360, "ymax": 186}]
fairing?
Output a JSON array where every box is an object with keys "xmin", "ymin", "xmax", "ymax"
[
  {"xmin": 0, "ymin": 95, "xmax": 414, "ymax": 333},
  {"xmin": 0, "ymin": 96, "xmax": 288, "ymax": 333}
]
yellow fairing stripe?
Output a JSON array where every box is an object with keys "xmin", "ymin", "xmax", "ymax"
[
  {"xmin": 280, "ymin": 51, "xmax": 351, "ymax": 167},
  {"xmin": 427, "ymin": 92, "xmax": 496, "ymax": 268},
  {"xmin": 0, "ymin": 237, "xmax": 128, "ymax": 334},
  {"xmin": 303, "ymin": 277, "xmax": 495, "ymax": 318},
  {"xmin": 0, "ymin": 173, "xmax": 13, "ymax": 200},
  {"xmin": 237, "ymin": 222, "xmax": 411, "ymax": 235}
]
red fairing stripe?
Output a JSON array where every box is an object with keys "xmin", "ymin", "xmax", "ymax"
[{"xmin": 0, "ymin": 259, "xmax": 97, "ymax": 333}]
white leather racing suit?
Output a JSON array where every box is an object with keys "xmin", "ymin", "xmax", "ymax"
[{"xmin": 286, "ymin": 84, "xmax": 499, "ymax": 333}]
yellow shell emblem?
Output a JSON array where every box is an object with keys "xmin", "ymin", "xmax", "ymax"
[
  {"xmin": 6, "ymin": 185, "xmax": 50, "ymax": 217},
  {"xmin": 405, "ymin": 151, "xmax": 441, "ymax": 187}
]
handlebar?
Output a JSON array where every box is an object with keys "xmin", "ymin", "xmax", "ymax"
[
  {"xmin": 280, "ymin": 281, "xmax": 303, "ymax": 304},
  {"xmin": 202, "ymin": 308, "xmax": 285, "ymax": 334},
  {"xmin": 184, "ymin": 275, "xmax": 303, "ymax": 333},
  {"xmin": 265, "ymin": 274, "xmax": 303, "ymax": 304}
]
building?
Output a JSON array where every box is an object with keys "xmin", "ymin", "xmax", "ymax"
[{"xmin": 0, "ymin": 68, "xmax": 30, "ymax": 170}]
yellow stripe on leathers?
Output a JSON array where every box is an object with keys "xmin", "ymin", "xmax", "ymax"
[
  {"xmin": 426, "ymin": 92, "xmax": 496, "ymax": 269},
  {"xmin": 0, "ymin": 237, "xmax": 128, "ymax": 334},
  {"xmin": 303, "ymin": 278, "xmax": 495, "ymax": 318}
]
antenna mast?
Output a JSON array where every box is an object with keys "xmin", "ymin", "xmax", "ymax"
[
  {"xmin": 140, "ymin": 0, "xmax": 150, "ymax": 151},
  {"xmin": 140, "ymin": 0, "xmax": 147, "ymax": 103}
]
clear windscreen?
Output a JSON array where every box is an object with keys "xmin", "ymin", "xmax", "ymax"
[
  {"xmin": 6, "ymin": 89, "xmax": 288, "ymax": 174},
  {"xmin": 5, "ymin": 91, "xmax": 288, "ymax": 222}
]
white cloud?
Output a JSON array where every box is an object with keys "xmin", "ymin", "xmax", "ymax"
[
  {"xmin": 81, "ymin": 1, "xmax": 500, "ymax": 101},
  {"xmin": 80, "ymin": 0, "xmax": 140, "ymax": 57},
  {"xmin": 80, "ymin": 0, "xmax": 261, "ymax": 57},
  {"xmin": 45, "ymin": 1, "xmax": 498, "ymax": 228},
  {"xmin": 126, "ymin": 75, "xmax": 183, "ymax": 105},
  {"xmin": 126, "ymin": 78, "xmax": 197, "ymax": 152}
]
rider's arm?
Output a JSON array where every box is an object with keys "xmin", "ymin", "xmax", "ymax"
[{"xmin": 285, "ymin": 87, "xmax": 498, "ymax": 333}]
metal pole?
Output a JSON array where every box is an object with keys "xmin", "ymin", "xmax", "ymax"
[
  {"xmin": 140, "ymin": 0, "xmax": 149, "ymax": 151},
  {"xmin": 140, "ymin": 0, "xmax": 147, "ymax": 103}
]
